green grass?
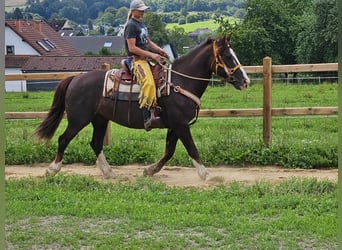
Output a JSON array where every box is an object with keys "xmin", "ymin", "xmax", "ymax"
[
  {"xmin": 4, "ymin": 83, "xmax": 338, "ymax": 248},
  {"xmin": 5, "ymin": 82, "xmax": 338, "ymax": 111},
  {"xmin": 166, "ymin": 19, "xmax": 220, "ymax": 33},
  {"xmin": 4, "ymin": 83, "xmax": 338, "ymax": 168},
  {"xmin": 5, "ymin": 175, "xmax": 337, "ymax": 249}
]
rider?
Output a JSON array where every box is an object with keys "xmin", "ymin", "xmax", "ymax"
[{"xmin": 124, "ymin": 0, "xmax": 168, "ymax": 131}]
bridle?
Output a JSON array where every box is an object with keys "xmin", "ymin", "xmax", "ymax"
[
  {"xmin": 211, "ymin": 40, "xmax": 241, "ymax": 80},
  {"xmin": 157, "ymin": 39, "xmax": 243, "ymax": 125}
]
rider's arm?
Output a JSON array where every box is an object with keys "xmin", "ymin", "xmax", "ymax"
[
  {"xmin": 126, "ymin": 38, "xmax": 166, "ymax": 63},
  {"xmin": 147, "ymin": 38, "xmax": 168, "ymax": 57},
  {"xmin": 126, "ymin": 38, "xmax": 155, "ymax": 58}
]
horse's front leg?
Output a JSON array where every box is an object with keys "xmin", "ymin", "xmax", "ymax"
[
  {"xmin": 178, "ymin": 126, "xmax": 209, "ymax": 180},
  {"xmin": 144, "ymin": 129, "xmax": 178, "ymax": 176}
]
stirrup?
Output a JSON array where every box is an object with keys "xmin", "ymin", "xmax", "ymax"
[{"xmin": 144, "ymin": 116, "xmax": 160, "ymax": 131}]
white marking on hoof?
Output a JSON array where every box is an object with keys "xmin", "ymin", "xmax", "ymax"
[
  {"xmin": 143, "ymin": 164, "xmax": 156, "ymax": 177},
  {"xmin": 46, "ymin": 161, "xmax": 62, "ymax": 176},
  {"xmin": 97, "ymin": 151, "xmax": 116, "ymax": 179},
  {"xmin": 192, "ymin": 159, "xmax": 209, "ymax": 180}
]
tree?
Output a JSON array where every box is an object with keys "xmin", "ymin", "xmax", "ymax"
[
  {"xmin": 13, "ymin": 8, "xmax": 24, "ymax": 19},
  {"xmin": 115, "ymin": 7, "xmax": 129, "ymax": 25},
  {"xmin": 215, "ymin": 0, "xmax": 315, "ymax": 65},
  {"xmin": 296, "ymin": 0, "xmax": 337, "ymax": 63},
  {"xmin": 59, "ymin": 0, "xmax": 88, "ymax": 24},
  {"xmin": 106, "ymin": 26, "xmax": 116, "ymax": 36},
  {"xmin": 167, "ymin": 25, "xmax": 194, "ymax": 55},
  {"xmin": 98, "ymin": 25, "xmax": 105, "ymax": 35},
  {"xmin": 97, "ymin": 12, "xmax": 117, "ymax": 26},
  {"xmin": 144, "ymin": 12, "xmax": 168, "ymax": 46},
  {"xmin": 99, "ymin": 47, "xmax": 112, "ymax": 55},
  {"xmin": 87, "ymin": 19, "xmax": 93, "ymax": 31}
]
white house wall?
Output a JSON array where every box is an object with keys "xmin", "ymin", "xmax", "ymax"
[
  {"xmin": 5, "ymin": 27, "xmax": 40, "ymax": 55},
  {"xmin": 5, "ymin": 68, "xmax": 27, "ymax": 92}
]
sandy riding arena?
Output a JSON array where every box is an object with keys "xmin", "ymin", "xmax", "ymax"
[{"xmin": 5, "ymin": 163, "xmax": 338, "ymax": 188}]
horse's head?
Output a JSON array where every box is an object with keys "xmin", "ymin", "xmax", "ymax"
[{"xmin": 212, "ymin": 36, "xmax": 250, "ymax": 90}]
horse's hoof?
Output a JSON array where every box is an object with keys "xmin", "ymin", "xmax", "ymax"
[
  {"xmin": 143, "ymin": 168, "xmax": 153, "ymax": 177},
  {"xmin": 103, "ymin": 171, "xmax": 116, "ymax": 179},
  {"xmin": 45, "ymin": 168, "xmax": 57, "ymax": 177},
  {"xmin": 200, "ymin": 171, "xmax": 209, "ymax": 181}
]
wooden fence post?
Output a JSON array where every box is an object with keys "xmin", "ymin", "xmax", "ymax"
[
  {"xmin": 263, "ymin": 57, "xmax": 272, "ymax": 147},
  {"xmin": 101, "ymin": 63, "xmax": 111, "ymax": 146}
]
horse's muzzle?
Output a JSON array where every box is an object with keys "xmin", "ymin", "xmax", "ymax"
[{"xmin": 241, "ymin": 78, "xmax": 250, "ymax": 90}]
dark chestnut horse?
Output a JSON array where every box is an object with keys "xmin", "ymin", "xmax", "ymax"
[{"xmin": 35, "ymin": 36, "xmax": 250, "ymax": 180}]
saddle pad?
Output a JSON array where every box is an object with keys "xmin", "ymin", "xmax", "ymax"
[{"xmin": 103, "ymin": 69, "xmax": 140, "ymax": 97}]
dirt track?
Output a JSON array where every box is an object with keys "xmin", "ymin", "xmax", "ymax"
[{"xmin": 5, "ymin": 163, "xmax": 338, "ymax": 188}]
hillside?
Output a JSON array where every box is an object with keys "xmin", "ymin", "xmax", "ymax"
[
  {"xmin": 166, "ymin": 20, "xmax": 219, "ymax": 33},
  {"xmin": 6, "ymin": 0, "xmax": 246, "ymax": 24}
]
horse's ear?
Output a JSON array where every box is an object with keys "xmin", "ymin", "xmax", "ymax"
[
  {"xmin": 226, "ymin": 34, "xmax": 231, "ymax": 44},
  {"xmin": 216, "ymin": 36, "xmax": 225, "ymax": 46},
  {"xmin": 206, "ymin": 37, "xmax": 214, "ymax": 44}
]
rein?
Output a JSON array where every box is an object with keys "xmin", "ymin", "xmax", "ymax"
[{"xmin": 160, "ymin": 62, "xmax": 220, "ymax": 82}]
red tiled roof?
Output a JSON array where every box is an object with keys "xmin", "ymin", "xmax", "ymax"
[
  {"xmin": 5, "ymin": 55, "xmax": 31, "ymax": 68},
  {"xmin": 22, "ymin": 56, "xmax": 126, "ymax": 72},
  {"xmin": 5, "ymin": 19, "xmax": 81, "ymax": 56}
]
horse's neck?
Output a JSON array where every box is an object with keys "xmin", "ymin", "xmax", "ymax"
[{"xmin": 172, "ymin": 47, "xmax": 212, "ymax": 97}]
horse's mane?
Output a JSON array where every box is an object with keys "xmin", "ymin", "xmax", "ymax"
[{"xmin": 173, "ymin": 37, "xmax": 215, "ymax": 65}]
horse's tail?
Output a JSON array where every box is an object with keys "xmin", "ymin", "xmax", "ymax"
[{"xmin": 34, "ymin": 75, "xmax": 75, "ymax": 142}]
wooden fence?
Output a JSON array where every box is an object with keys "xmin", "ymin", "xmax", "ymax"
[{"xmin": 5, "ymin": 59, "xmax": 338, "ymax": 146}]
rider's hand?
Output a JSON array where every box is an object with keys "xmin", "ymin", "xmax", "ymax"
[
  {"xmin": 159, "ymin": 48, "xmax": 168, "ymax": 58},
  {"xmin": 151, "ymin": 53, "xmax": 164, "ymax": 64}
]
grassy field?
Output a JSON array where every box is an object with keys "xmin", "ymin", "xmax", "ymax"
[
  {"xmin": 5, "ymin": 83, "xmax": 338, "ymax": 248},
  {"xmin": 5, "ymin": 175, "xmax": 337, "ymax": 249},
  {"xmin": 166, "ymin": 19, "xmax": 221, "ymax": 33},
  {"xmin": 5, "ymin": 0, "xmax": 26, "ymax": 11},
  {"xmin": 5, "ymin": 82, "xmax": 338, "ymax": 111},
  {"xmin": 4, "ymin": 82, "xmax": 338, "ymax": 168}
]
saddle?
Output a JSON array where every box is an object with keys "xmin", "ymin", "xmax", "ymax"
[{"xmin": 103, "ymin": 58, "xmax": 170, "ymax": 100}]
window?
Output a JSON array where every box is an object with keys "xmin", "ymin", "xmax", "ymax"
[
  {"xmin": 43, "ymin": 38, "xmax": 56, "ymax": 49},
  {"xmin": 104, "ymin": 42, "xmax": 112, "ymax": 48},
  {"xmin": 6, "ymin": 45, "xmax": 15, "ymax": 55},
  {"xmin": 36, "ymin": 40, "xmax": 50, "ymax": 52}
]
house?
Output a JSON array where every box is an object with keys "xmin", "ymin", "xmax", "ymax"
[
  {"xmin": 5, "ymin": 56, "xmax": 31, "ymax": 92},
  {"xmin": 5, "ymin": 19, "xmax": 81, "ymax": 57},
  {"xmin": 63, "ymin": 36, "xmax": 126, "ymax": 55},
  {"xmin": 5, "ymin": 19, "xmax": 127, "ymax": 92},
  {"xmin": 189, "ymin": 28, "xmax": 213, "ymax": 44},
  {"xmin": 48, "ymin": 19, "xmax": 83, "ymax": 36},
  {"xmin": 5, "ymin": 19, "xmax": 81, "ymax": 91},
  {"xmin": 20, "ymin": 56, "xmax": 125, "ymax": 91}
]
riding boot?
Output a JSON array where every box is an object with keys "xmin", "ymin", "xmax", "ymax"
[{"xmin": 142, "ymin": 107, "xmax": 160, "ymax": 131}]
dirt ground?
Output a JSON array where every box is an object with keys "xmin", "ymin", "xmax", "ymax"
[{"xmin": 5, "ymin": 163, "xmax": 338, "ymax": 188}]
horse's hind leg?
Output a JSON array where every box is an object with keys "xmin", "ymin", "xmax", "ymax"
[
  {"xmin": 90, "ymin": 115, "xmax": 115, "ymax": 179},
  {"xmin": 144, "ymin": 129, "xmax": 178, "ymax": 176},
  {"xmin": 46, "ymin": 123, "xmax": 83, "ymax": 176}
]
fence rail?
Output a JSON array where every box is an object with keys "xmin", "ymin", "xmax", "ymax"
[
  {"xmin": 5, "ymin": 107, "xmax": 338, "ymax": 120},
  {"xmin": 5, "ymin": 72, "xmax": 84, "ymax": 81},
  {"xmin": 5, "ymin": 60, "xmax": 338, "ymax": 146}
]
